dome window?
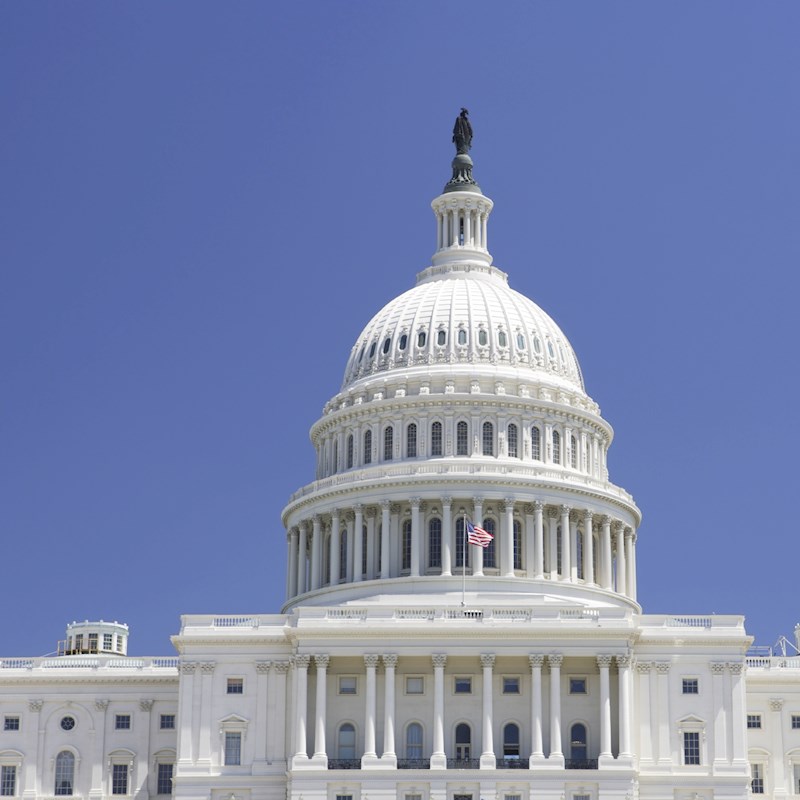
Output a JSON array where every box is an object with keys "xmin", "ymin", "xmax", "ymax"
[
  {"xmin": 399, "ymin": 333, "xmax": 408, "ymax": 351},
  {"xmin": 531, "ymin": 426, "xmax": 541, "ymax": 461},
  {"xmin": 457, "ymin": 329, "xmax": 467, "ymax": 345},
  {"xmin": 417, "ymin": 331, "xmax": 427, "ymax": 348},
  {"xmin": 533, "ymin": 336, "xmax": 542, "ymax": 354},
  {"xmin": 456, "ymin": 421, "xmax": 469, "ymax": 456},
  {"xmin": 498, "ymin": 330, "xmax": 508, "ymax": 348},
  {"xmin": 437, "ymin": 329, "xmax": 447, "ymax": 346},
  {"xmin": 346, "ymin": 435, "xmax": 354, "ymax": 469},
  {"xmin": 384, "ymin": 426, "xmax": 394, "ymax": 461},
  {"xmin": 508, "ymin": 423, "xmax": 518, "ymax": 458},
  {"xmin": 547, "ymin": 340, "xmax": 555, "ymax": 358},
  {"xmin": 364, "ymin": 430, "xmax": 372, "ymax": 464},
  {"xmin": 382, "ymin": 337, "xmax": 391, "ymax": 355},
  {"xmin": 516, "ymin": 333, "xmax": 525, "ymax": 350},
  {"xmin": 431, "ymin": 421, "xmax": 443, "ymax": 456},
  {"xmin": 358, "ymin": 345, "xmax": 366, "ymax": 362},
  {"xmin": 478, "ymin": 329, "xmax": 488, "ymax": 346},
  {"xmin": 482, "ymin": 421, "xmax": 494, "ymax": 456},
  {"xmin": 406, "ymin": 423, "xmax": 417, "ymax": 457},
  {"xmin": 368, "ymin": 341, "xmax": 377, "ymax": 359},
  {"xmin": 552, "ymin": 430, "xmax": 561, "ymax": 464}
]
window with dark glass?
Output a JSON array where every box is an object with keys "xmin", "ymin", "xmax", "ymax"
[
  {"xmin": 437, "ymin": 329, "xmax": 446, "ymax": 346},
  {"xmin": 224, "ymin": 732, "xmax": 242, "ymax": 766},
  {"xmin": 54, "ymin": 752, "xmax": 74, "ymax": 796},
  {"xmin": 552, "ymin": 430, "xmax": 561, "ymax": 464},
  {"xmin": 570, "ymin": 723, "xmax": 587, "ymax": 761},
  {"xmin": 428, "ymin": 518, "xmax": 442, "ymax": 569},
  {"xmin": 455, "ymin": 723, "xmax": 471, "ymax": 759},
  {"xmin": 531, "ymin": 426, "xmax": 541, "ymax": 460},
  {"xmin": 503, "ymin": 723, "xmax": 520, "ymax": 758},
  {"xmin": 399, "ymin": 333, "xmax": 407, "ymax": 350},
  {"xmin": 364, "ymin": 430, "xmax": 372, "ymax": 464},
  {"xmin": 382, "ymin": 337, "xmax": 391, "ymax": 354},
  {"xmin": 482, "ymin": 422, "xmax": 493, "ymax": 456},
  {"xmin": 406, "ymin": 423, "xmax": 417, "ymax": 457},
  {"xmin": 417, "ymin": 331, "xmax": 427, "ymax": 348},
  {"xmin": 402, "ymin": 520, "xmax": 412, "ymax": 571},
  {"xmin": 111, "ymin": 764, "xmax": 128, "ymax": 795},
  {"xmin": 683, "ymin": 731, "xmax": 700, "ymax": 765},
  {"xmin": 156, "ymin": 764, "xmax": 173, "ymax": 795},
  {"xmin": 362, "ymin": 525, "xmax": 368, "ymax": 575},
  {"xmin": 431, "ymin": 421, "xmax": 443, "ymax": 456},
  {"xmin": 339, "ymin": 532, "xmax": 347, "ymax": 581},
  {"xmin": 384, "ymin": 426, "xmax": 393, "ymax": 461},
  {"xmin": 456, "ymin": 421, "xmax": 469, "ymax": 456},
  {"xmin": 483, "ymin": 518, "xmax": 496, "ymax": 568},
  {"xmin": 498, "ymin": 330, "xmax": 507, "ymax": 347},
  {"xmin": 0, "ymin": 767, "xmax": 16, "ymax": 798},
  {"xmin": 478, "ymin": 329, "xmax": 488, "ymax": 346},
  {"xmin": 368, "ymin": 342, "xmax": 376, "ymax": 359},
  {"xmin": 406, "ymin": 723, "xmax": 423, "ymax": 759},
  {"xmin": 455, "ymin": 517, "xmax": 470, "ymax": 568},
  {"xmin": 507, "ymin": 423, "xmax": 518, "ymax": 458},
  {"xmin": 570, "ymin": 435, "xmax": 578, "ymax": 468},
  {"xmin": 338, "ymin": 724, "xmax": 356, "ymax": 759},
  {"xmin": 346, "ymin": 434, "xmax": 354, "ymax": 469},
  {"xmin": 513, "ymin": 520, "xmax": 522, "ymax": 570},
  {"xmin": 457, "ymin": 329, "xmax": 467, "ymax": 345},
  {"xmin": 226, "ymin": 678, "xmax": 243, "ymax": 694}
]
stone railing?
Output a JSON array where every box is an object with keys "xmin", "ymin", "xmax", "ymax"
[
  {"xmin": 0, "ymin": 656, "xmax": 179, "ymax": 671},
  {"xmin": 746, "ymin": 656, "xmax": 800, "ymax": 670}
]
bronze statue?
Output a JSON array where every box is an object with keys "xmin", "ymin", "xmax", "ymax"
[{"xmin": 452, "ymin": 108, "xmax": 472, "ymax": 154}]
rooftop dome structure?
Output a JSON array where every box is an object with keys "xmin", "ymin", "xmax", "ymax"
[{"xmin": 282, "ymin": 111, "xmax": 639, "ymax": 614}]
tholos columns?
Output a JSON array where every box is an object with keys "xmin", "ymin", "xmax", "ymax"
[
  {"xmin": 292, "ymin": 655, "xmax": 310, "ymax": 766},
  {"xmin": 381, "ymin": 654, "xmax": 397, "ymax": 765},
  {"xmin": 548, "ymin": 654, "xmax": 564, "ymax": 764},
  {"xmin": 529, "ymin": 655, "xmax": 545, "ymax": 764},
  {"xmin": 312, "ymin": 656, "xmax": 328, "ymax": 764},
  {"xmin": 597, "ymin": 655, "xmax": 613, "ymax": 762},
  {"xmin": 480, "ymin": 653, "xmax": 496, "ymax": 768},
  {"xmin": 362, "ymin": 654, "xmax": 379, "ymax": 764}
]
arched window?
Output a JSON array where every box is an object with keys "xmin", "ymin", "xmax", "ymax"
[
  {"xmin": 377, "ymin": 524, "xmax": 382, "ymax": 574},
  {"xmin": 407, "ymin": 423, "xmax": 417, "ymax": 458},
  {"xmin": 401, "ymin": 520, "xmax": 412, "ymax": 571},
  {"xmin": 339, "ymin": 532, "xmax": 348, "ymax": 581},
  {"xmin": 455, "ymin": 517, "xmax": 470, "ymax": 568},
  {"xmin": 362, "ymin": 525, "xmax": 368, "ymax": 576},
  {"xmin": 364, "ymin": 430, "xmax": 372, "ymax": 464},
  {"xmin": 55, "ymin": 751, "xmax": 75, "ymax": 796},
  {"xmin": 570, "ymin": 435, "xmax": 578, "ymax": 469},
  {"xmin": 399, "ymin": 333, "xmax": 408, "ymax": 351},
  {"xmin": 338, "ymin": 723, "xmax": 356, "ymax": 759},
  {"xmin": 406, "ymin": 722, "xmax": 423, "ymax": 760},
  {"xmin": 368, "ymin": 341, "xmax": 377, "ymax": 359},
  {"xmin": 516, "ymin": 333, "xmax": 525, "ymax": 350},
  {"xmin": 498, "ymin": 330, "xmax": 508, "ymax": 347},
  {"xmin": 513, "ymin": 520, "xmax": 522, "ymax": 570},
  {"xmin": 507, "ymin": 423, "xmax": 518, "ymax": 458},
  {"xmin": 437, "ymin": 329, "xmax": 447, "ymax": 346},
  {"xmin": 576, "ymin": 528, "xmax": 584, "ymax": 580},
  {"xmin": 533, "ymin": 335, "xmax": 542, "ymax": 354},
  {"xmin": 552, "ymin": 430, "xmax": 561, "ymax": 465},
  {"xmin": 482, "ymin": 421, "xmax": 494, "ymax": 456},
  {"xmin": 531, "ymin": 426, "xmax": 541, "ymax": 461},
  {"xmin": 456, "ymin": 421, "xmax": 469, "ymax": 456},
  {"xmin": 382, "ymin": 337, "xmax": 391, "ymax": 355},
  {"xmin": 428, "ymin": 518, "xmax": 442, "ymax": 569},
  {"xmin": 483, "ymin": 518, "xmax": 497, "ymax": 568},
  {"xmin": 384, "ymin": 426, "xmax": 394, "ymax": 461},
  {"xmin": 332, "ymin": 440, "xmax": 338, "ymax": 474},
  {"xmin": 417, "ymin": 331, "xmax": 427, "ymax": 348},
  {"xmin": 431, "ymin": 421, "xmax": 443, "ymax": 456},
  {"xmin": 570, "ymin": 723, "xmax": 587, "ymax": 762},
  {"xmin": 457, "ymin": 328, "xmax": 467, "ymax": 345},
  {"xmin": 503, "ymin": 723, "xmax": 520, "ymax": 759},
  {"xmin": 478, "ymin": 329, "xmax": 488, "ymax": 346},
  {"xmin": 346, "ymin": 434, "xmax": 354, "ymax": 469},
  {"xmin": 324, "ymin": 534, "xmax": 331, "ymax": 585},
  {"xmin": 455, "ymin": 723, "xmax": 472, "ymax": 761}
]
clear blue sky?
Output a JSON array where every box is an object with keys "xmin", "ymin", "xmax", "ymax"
[{"xmin": 3, "ymin": 2, "xmax": 799, "ymax": 656}]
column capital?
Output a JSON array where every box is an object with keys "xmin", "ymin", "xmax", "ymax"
[
  {"xmin": 299, "ymin": 519, "xmax": 310, "ymax": 533},
  {"xmin": 289, "ymin": 528, "xmax": 299, "ymax": 540},
  {"xmin": 583, "ymin": 509, "xmax": 593, "ymax": 521},
  {"xmin": 504, "ymin": 498, "xmax": 515, "ymax": 511},
  {"xmin": 381, "ymin": 499, "xmax": 391, "ymax": 510},
  {"xmin": 636, "ymin": 661, "xmax": 652, "ymax": 674},
  {"xmin": 273, "ymin": 661, "xmax": 291, "ymax": 674},
  {"xmin": 382, "ymin": 654, "xmax": 398, "ymax": 668},
  {"xmin": 139, "ymin": 699, "xmax": 154, "ymax": 712},
  {"xmin": 390, "ymin": 502, "xmax": 402, "ymax": 514},
  {"xmin": 442, "ymin": 496, "xmax": 452, "ymax": 507},
  {"xmin": 728, "ymin": 661, "xmax": 744, "ymax": 675},
  {"xmin": 331, "ymin": 506, "xmax": 341, "ymax": 518},
  {"xmin": 601, "ymin": 514, "xmax": 612, "ymax": 527},
  {"xmin": 480, "ymin": 653, "xmax": 496, "ymax": 669},
  {"xmin": 366, "ymin": 506, "xmax": 377, "ymax": 518},
  {"xmin": 432, "ymin": 654, "xmax": 447, "ymax": 669},
  {"xmin": 770, "ymin": 697, "xmax": 784, "ymax": 711},
  {"xmin": 560, "ymin": 504, "xmax": 571, "ymax": 516},
  {"xmin": 255, "ymin": 661, "xmax": 272, "ymax": 674},
  {"xmin": 200, "ymin": 661, "xmax": 216, "ymax": 673},
  {"xmin": 312, "ymin": 513, "xmax": 321, "ymax": 524},
  {"xmin": 613, "ymin": 519, "xmax": 625, "ymax": 534},
  {"xmin": 596, "ymin": 654, "xmax": 613, "ymax": 669},
  {"xmin": 364, "ymin": 654, "xmax": 380, "ymax": 668},
  {"xmin": 473, "ymin": 495, "xmax": 484, "ymax": 506},
  {"xmin": 616, "ymin": 654, "xmax": 632, "ymax": 669},
  {"xmin": 294, "ymin": 654, "xmax": 311, "ymax": 669},
  {"xmin": 548, "ymin": 654, "xmax": 563, "ymax": 669},
  {"xmin": 28, "ymin": 699, "xmax": 43, "ymax": 712},
  {"xmin": 709, "ymin": 662, "xmax": 726, "ymax": 675},
  {"xmin": 533, "ymin": 500, "xmax": 544, "ymax": 512},
  {"xmin": 94, "ymin": 699, "xmax": 109, "ymax": 711},
  {"xmin": 181, "ymin": 662, "xmax": 197, "ymax": 674},
  {"xmin": 410, "ymin": 497, "xmax": 421, "ymax": 508},
  {"xmin": 529, "ymin": 654, "xmax": 545, "ymax": 668},
  {"xmin": 655, "ymin": 662, "xmax": 671, "ymax": 674},
  {"xmin": 354, "ymin": 502, "xmax": 364, "ymax": 513},
  {"xmin": 314, "ymin": 655, "xmax": 330, "ymax": 670}
]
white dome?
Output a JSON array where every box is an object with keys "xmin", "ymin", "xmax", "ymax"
[{"xmin": 341, "ymin": 262, "xmax": 585, "ymax": 394}]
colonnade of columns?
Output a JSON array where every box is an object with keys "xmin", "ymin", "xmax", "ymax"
[
  {"xmin": 433, "ymin": 199, "xmax": 491, "ymax": 251},
  {"xmin": 286, "ymin": 499, "xmax": 637, "ymax": 602},
  {"xmin": 291, "ymin": 652, "xmax": 633, "ymax": 770}
]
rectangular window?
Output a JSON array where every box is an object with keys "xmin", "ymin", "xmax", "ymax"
[
  {"xmin": 338, "ymin": 676, "xmax": 357, "ymax": 695},
  {"xmin": 88, "ymin": 633, "xmax": 98, "ymax": 652},
  {"xmin": 569, "ymin": 677, "xmax": 587, "ymax": 694},
  {"xmin": 335, "ymin": 795, "xmax": 353, "ymax": 800},
  {"xmin": 116, "ymin": 636, "xmax": 124, "ymax": 653},
  {"xmin": 160, "ymin": 714, "xmax": 176, "ymax": 730},
  {"xmin": 224, "ymin": 732, "xmax": 242, "ymax": 765},
  {"xmin": 74, "ymin": 634, "xmax": 83, "ymax": 651},
  {"xmin": 103, "ymin": 633, "xmax": 113, "ymax": 651},
  {"xmin": 454, "ymin": 676, "xmax": 472, "ymax": 694},
  {"xmin": 794, "ymin": 764, "xmax": 800, "ymax": 794},
  {"xmin": 3, "ymin": 717, "xmax": 19, "ymax": 732},
  {"xmin": 751, "ymin": 763, "xmax": 765, "ymax": 794},
  {"xmin": 503, "ymin": 676, "xmax": 520, "ymax": 694},
  {"xmin": 747, "ymin": 714, "xmax": 762, "ymax": 729},
  {"xmin": 111, "ymin": 764, "xmax": 128, "ymax": 795},
  {"xmin": 682, "ymin": 678, "xmax": 699, "ymax": 694},
  {"xmin": 574, "ymin": 795, "xmax": 591, "ymax": 800},
  {"xmin": 793, "ymin": 715, "xmax": 800, "ymax": 730},
  {"xmin": 156, "ymin": 763, "xmax": 173, "ymax": 795},
  {"xmin": 226, "ymin": 678, "xmax": 244, "ymax": 694},
  {"xmin": 405, "ymin": 676, "xmax": 424, "ymax": 695},
  {"xmin": 506, "ymin": 795, "xmax": 522, "ymax": 800},
  {"xmin": 683, "ymin": 731, "xmax": 700, "ymax": 765},
  {"xmin": 115, "ymin": 714, "xmax": 131, "ymax": 730},
  {"xmin": 0, "ymin": 767, "xmax": 16, "ymax": 797},
  {"xmin": 406, "ymin": 794, "xmax": 422, "ymax": 800}
]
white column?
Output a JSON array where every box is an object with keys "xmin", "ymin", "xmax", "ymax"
[
  {"xmin": 524, "ymin": 503, "xmax": 535, "ymax": 578},
  {"xmin": 363, "ymin": 655, "xmax": 379, "ymax": 762},
  {"xmin": 629, "ymin": 530, "xmax": 638, "ymax": 600},
  {"xmin": 292, "ymin": 655, "xmax": 310, "ymax": 763},
  {"xmin": 197, "ymin": 662, "xmax": 214, "ymax": 764},
  {"xmin": 472, "ymin": 497, "xmax": 484, "ymax": 576},
  {"xmin": 503, "ymin": 499, "xmax": 515, "ymax": 576},
  {"xmin": 481, "ymin": 212, "xmax": 488, "ymax": 250},
  {"xmin": 569, "ymin": 511, "xmax": 579, "ymax": 582},
  {"xmin": 380, "ymin": 501, "xmax": 391, "ymax": 579},
  {"xmin": 345, "ymin": 512, "xmax": 354, "ymax": 582},
  {"xmin": 269, "ymin": 662, "xmax": 289, "ymax": 764},
  {"xmin": 770, "ymin": 697, "xmax": 786, "ymax": 795},
  {"xmin": 287, "ymin": 529, "xmax": 298, "ymax": 599},
  {"xmin": 637, "ymin": 662, "xmax": 653, "ymax": 763},
  {"xmin": 617, "ymin": 655, "xmax": 632, "ymax": 757},
  {"xmin": 431, "ymin": 654, "xmax": 447, "ymax": 768},
  {"xmin": 601, "ymin": 515, "xmax": 613, "ymax": 590},
  {"xmin": 297, "ymin": 523, "xmax": 308, "ymax": 595},
  {"xmin": 548, "ymin": 655, "xmax": 563, "ymax": 762},
  {"xmin": 330, "ymin": 509, "xmax": 341, "ymax": 585},
  {"xmin": 614, "ymin": 522, "xmax": 627, "ymax": 595},
  {"xmin": 177, "ymin": 663, "xmax": 196, "ymax": 764},
  {"xmin": 464, "ymin": 205, "xmax": 472, "ymax": 246},
  {"xmin": 310, "ymin": 515, "xmax": 322, "ymax": 590},
  {"xmin": 253, "ymin": 662, "xmax": 271, "ymax": 771},
  {"xmin": 532, "ymin": 501, "xmax": 544, "ymax": 578},
  {"xmin": 655, "ymin": 662, "xmax": 671, "ymax": 765},
  {"xmin": 366, "ymin": 508, "xmax": 376, "ymax": 580},
  {"xmin": 560, "ymin": 505, "xmax": 571, "ymax": 580},
  {"xmin": 410, "ymin": 497, "xmax": 421, "ymax": 577},
  {"xmin": 24, "ymin": 700, "xmax": 43, "ymax": 796},
  {"xmin": 548, "ymin": 509, "xmax": 559, "ymax": 579},
  {"xmin": 597, "ymin": 656, "xmax": 613, "ymax": 761},
  {"xmin": 437, "ymin": 209, "xmax": 444, "ymax": 249},
  {"xmin": 624, "ymin": 527, "xmax": 634, "ymax": 597},
  {"xmin": 480, "ymin": 653, "xmax": 496, "ymax": 768},
  {"xmin": 711, "ymin": 662, "xmax": 727, "ymax": 765},
  {"xmin": 353, "ymin": 504, "xmax": 364, "ymax": 582},
  {"xmin": 441, "ymin": 497, "xmax": 452, "ymax": 576},
  {"xmin": 583, "ymin": 510, "xmax": 595, "ymax": 584},
  {"xmin": 529, "ymin": 655, "xmax": 545, "ymax": 762},
  {"xmin": 729, "ymin": 662, "xmax": 747, "ymax": 765},
  {"xmin": 313, "ymin": 655, "xmax": 329, "ymax": 762},
  {"xmin": 381, "ymin": 654, "xmax": 397, "ymax": 764}
]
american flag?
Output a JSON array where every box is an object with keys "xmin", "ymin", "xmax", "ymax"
[{"xmin": 466, "ymin": 520, "xmax": 493, "ymax": 548}]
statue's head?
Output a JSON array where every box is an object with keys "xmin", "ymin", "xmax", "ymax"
[{"xmin": 460, "ymin": 107, "xmax": 469, "ymax": 116}]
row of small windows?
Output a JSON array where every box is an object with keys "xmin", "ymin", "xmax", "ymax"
[
  {"xmin": 6, "ymin": 713, "xmax": 177, "ymax": 734},
  {"xmin": 333, "ymin": 423, "xmax": 578, "ymax": 469},
  {"xmin": 357, "ymin": 328, "xmax": 564, "ymax": 365}
]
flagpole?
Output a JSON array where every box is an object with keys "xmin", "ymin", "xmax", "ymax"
[{"xmin": 461, "ymin": 512, "xmax": 467, "ymax": 607}]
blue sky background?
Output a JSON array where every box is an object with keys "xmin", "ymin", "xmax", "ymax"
[{"xmin": 2, "ymin": 2, "xmax": 799, "ymax": 656}]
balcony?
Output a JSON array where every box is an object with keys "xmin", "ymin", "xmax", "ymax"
[
  {"xmin": 327, "ymin": 759, "xmax": 361, "ymax": 770},
  {"xmin": 446, "ymin": 758, "xmax": 481, "ymax": 769},
  {"xmin": 565, "ymin": 758, "xmax": 598, "ymax": 770},
  {"xmin": 397, "ymin": 758, "xmax": 430, "ymax": 769},
  {"xmin": 499, "ymin": 757, "xmax": 528, "ymax": 769}
]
